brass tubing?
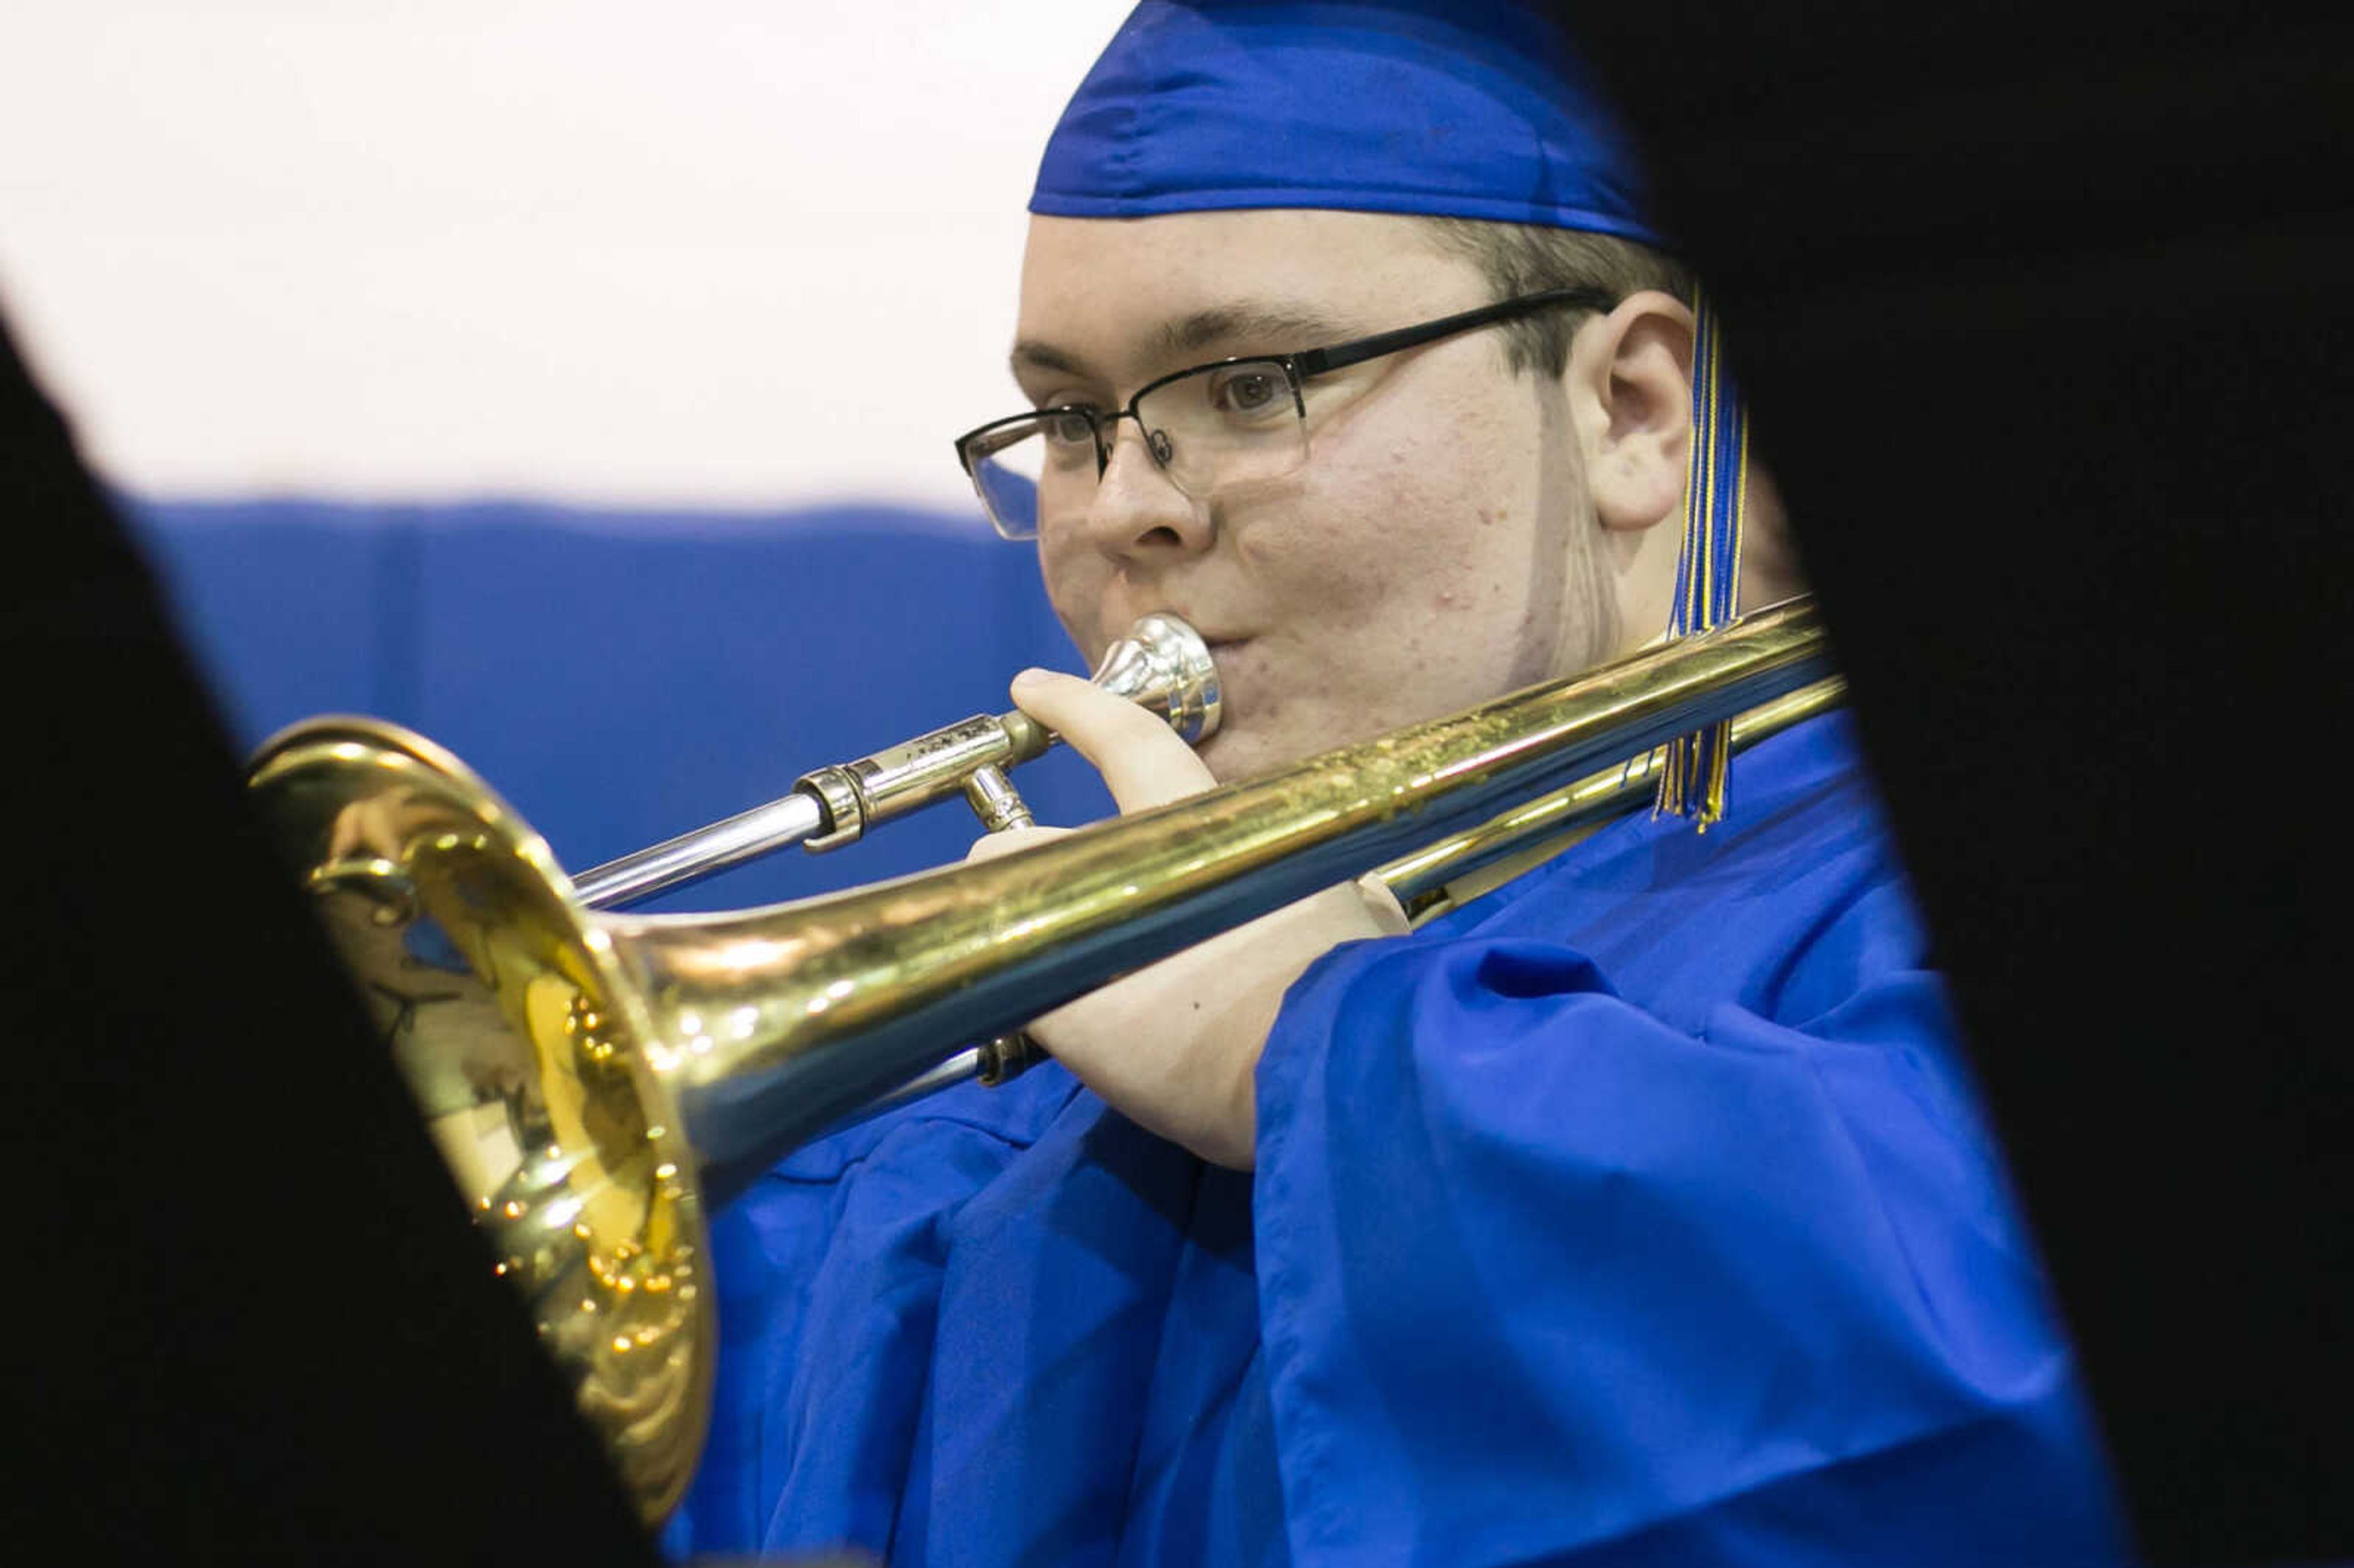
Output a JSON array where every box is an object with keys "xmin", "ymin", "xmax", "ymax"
[
  {"xmin": 1374, "ymin": 674, "xmax": 1848, "ymax": 908},
  {"xmin": 820, "ymin": 672, "xmax": 1847, "ymax": 1132},
  {"xmin": 570, "ymin": 611, "xmax": 1219, "ymax": 907},
  {"xmin": 612, "ymin": 597, "xmax": 1834, "ymax": 1197}
]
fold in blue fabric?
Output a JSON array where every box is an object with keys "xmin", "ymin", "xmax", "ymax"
[{"xmin": 667, "ymin": 715, "xmax": 2133, "ymax": 1566}]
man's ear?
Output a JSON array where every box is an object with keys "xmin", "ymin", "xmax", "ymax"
[{"xmin": 1565, "ymin": 289, "xmax": 1693, "ymax": 534}]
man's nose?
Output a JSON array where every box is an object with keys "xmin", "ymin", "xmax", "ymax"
[{"xmin": 1080, "ymin": 419, "xmax": 1213, "ymax": 556}]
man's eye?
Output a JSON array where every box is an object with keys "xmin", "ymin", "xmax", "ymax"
[
  {"xmin": 1208, "ymin": 367, "xmax": 1287, "ymax": 417},
  {"xmin": 1039, "ymin": 410, "xmax": 1097, "ymax": 446}
]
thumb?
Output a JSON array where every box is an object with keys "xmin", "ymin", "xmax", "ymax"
[{"xmin": 1010, "ymin": 668, "xmax": 1215, "ymax": 813}]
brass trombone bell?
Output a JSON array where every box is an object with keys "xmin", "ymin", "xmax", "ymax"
[{"xmin": 245, "ymin": 596, "xmax": 1836, "ymax": 1523}]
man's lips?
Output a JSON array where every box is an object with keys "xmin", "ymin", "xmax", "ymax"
[
  {"xmin": 1198, "ymin": 637, "xmax": 1252, "ymax": 723},
  {"xmin": 1103, "ymin": 612, "xmax": 1246, "ymax": 652},
  {"xmin": 1199, "ymin": 634, "xmax": 1252, "ymax": 673},
  {"xmin": 1098, "ymin": 610, "xmax": 1249, "ymax": 685}
]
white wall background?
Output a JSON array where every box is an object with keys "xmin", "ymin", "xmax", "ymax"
[{"xmin": 0, "ymin": 1, "xmax": 1132, "ymax": 508}]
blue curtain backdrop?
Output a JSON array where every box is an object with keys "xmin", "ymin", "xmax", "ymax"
[{"xmin": 122, "ymin": 496, "xmax": 1110, "ymax": 911}]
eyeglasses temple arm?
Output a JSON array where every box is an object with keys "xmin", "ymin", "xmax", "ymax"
[{"xmin": 1294, "ymin": 286, "xmax": 1618, "ymax": 378}]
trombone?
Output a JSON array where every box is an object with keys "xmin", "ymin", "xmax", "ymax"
[{"xmin": 247, "ymin": 594, "xmax": 1838, "ymax": 1522}]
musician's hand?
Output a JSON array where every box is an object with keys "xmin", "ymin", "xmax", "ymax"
[{"xmin": 964, "ymin": 668, "xmax": 1406, "ymax": 1170}]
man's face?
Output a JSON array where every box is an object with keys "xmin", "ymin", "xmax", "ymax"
[{"xmin": 1012, "ymin": 208, "xmax": 1638, "ymax": 782}]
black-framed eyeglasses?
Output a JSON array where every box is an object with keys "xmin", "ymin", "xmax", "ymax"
[{"xmin": 952, "ymin": 286, "xmax": 1618, "ymax": 541}]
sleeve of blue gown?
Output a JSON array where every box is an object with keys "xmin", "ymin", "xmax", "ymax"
[{"xmin": 1251, "ymin": 930, "xmax": 2133, "ymax": 1566}]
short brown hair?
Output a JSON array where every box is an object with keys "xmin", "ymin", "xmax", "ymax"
[{"xmin": 1416, "ymin": 217, "xmax": 1693, "ymax": 378}]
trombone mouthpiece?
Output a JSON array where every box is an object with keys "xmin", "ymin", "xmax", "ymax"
[{"xmin": 1091, "ymin": 612, "xmax": 1221, "ymax": 744}]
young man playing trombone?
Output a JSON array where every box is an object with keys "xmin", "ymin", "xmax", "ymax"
[{"xmin": 672, "ymin": 4, "xmax": 2131, "ymax": 1562}]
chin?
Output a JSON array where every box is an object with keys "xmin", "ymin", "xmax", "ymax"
[
  {"xmin": 1194, "ymin": 732, "xmax": 1245, "ymax": 786},
  {"xmin": 1195, "ymin": 730, "xmax": 1275, "ymax": 786},
  {"xmin": 1195, "ymin": 722, "xmax": 1328, "ymax": 787}
]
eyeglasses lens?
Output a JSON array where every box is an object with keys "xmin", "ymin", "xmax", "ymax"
[{"xmin": 964, "ymin": 359, "xmax": 1306, "ymax": 541}]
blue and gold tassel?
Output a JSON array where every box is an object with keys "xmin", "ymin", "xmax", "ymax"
[{"xmin": 1654, "ymin": 286, "xmax": 1749, "ymax": 828}]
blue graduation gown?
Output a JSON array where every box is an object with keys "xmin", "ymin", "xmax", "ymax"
[{"xmin": 665, "ymin": 715, "xmax": 2133, "ymax": 1565}]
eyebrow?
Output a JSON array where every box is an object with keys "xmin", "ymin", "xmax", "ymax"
[
  {"xmin": 1157, "ymin": 302, "xmax": 1355, "ymax": 357},
  {"xmin": 1010, "ymin": 300, "xmax": 1359, "ymax": 387}
]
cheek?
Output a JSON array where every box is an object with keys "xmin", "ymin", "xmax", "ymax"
[
  {"xmin": 1233, "ymin": 489, "xmax": 1550, "ymax": 733},
  {"xmin": 1230, "ymin": 504, "xmax": 1387, "ymax": 611},
  {"xmin": 1265, "ymin": 421, "xmax": 1547, "ymax": 634}
]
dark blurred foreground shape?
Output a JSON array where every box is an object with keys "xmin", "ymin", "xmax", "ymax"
[
  {"xmin": 2, "ymin": 311, "xmax": 663, "ymax": 1564},
  {"xmin": 1558, "ymin": 2, "xmax": 2353, "ymax": 1561}
]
